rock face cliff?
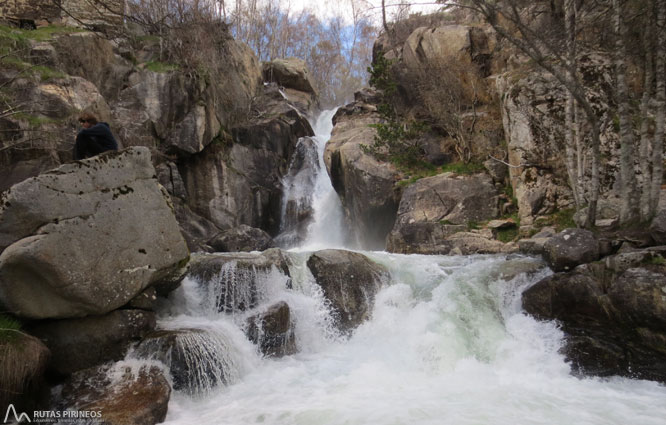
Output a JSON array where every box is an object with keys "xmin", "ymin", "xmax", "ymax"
[
  {"xmin": 0, "ymin": 23, "xmax": 318, "ymax": 252},
  {"xmin": 324, "ymin": 11, "xmax": 647, "ymax": 252}
]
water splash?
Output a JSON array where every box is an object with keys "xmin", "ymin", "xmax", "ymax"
[
  {"xmin": 132, "ymin": 325, "xmax": 246, "ymax": 396},
  {"xmin": 160, "ymin": 253, "xmax": 666, "ymax": 425}
]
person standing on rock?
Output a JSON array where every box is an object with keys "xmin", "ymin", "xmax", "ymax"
[{"xmin": 73, "ymin": 112, "xmax": 118, "ymax": 160}]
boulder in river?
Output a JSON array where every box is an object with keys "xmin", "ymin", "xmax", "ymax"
[
  {"xmin": 306, "ymin": 249, "xmax": 388, "ymax": 333},
  {"xmin": 522, "ymin": 247, "xmax": 666, "ymax": 382},
  {"xmin": 0, "ymin": 147, "xmax": 190, "ymax": 319}
]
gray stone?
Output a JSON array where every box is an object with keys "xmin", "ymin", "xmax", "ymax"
[
  {"xmin": 542, "ymin": 228, "xmax": 600, "ymax": 272},
  {"xmin": 522, "ymin": 259, "xmax": 666, "ymax": 382},
  {"xmin": 263, "ymin": 58, "xmax": 317, "ymax": 94},
  {"xmin": 57, "ymin": 363, "xmax": 170, "ymax": 425},
  {"xmin": 180, "ymin": 103, "xmax": 313, "ymax": 235},
  {"xmin": 325, "ymin": 113, "xmax": 401, "ymax": 250},
  {"xmin": 306, "ymin": 250, "xmax": 388, "ymax": 333},
  {"xmin": 0, "ymin": 147, "xmax": 189, "ymax": 319},
  {"xmin": 209, "ymin": 225, "xmax": 275, "ymax": 253},
  {"xmin": 650, "ymin": 209, "xmax": 666, "ymax": 245},
  {"xmin": 29, "ymin": 309, "xmax": 156, "ymax": 376},
  {"xmin": 246, "ymin": 301, "xmax": 297, "ymax": 357},
  {"xmin": 445, "ymin": 231, "xmax": 518, "ymax": 255},
  {"xmin": 386, "ymin": 173, "xmax": 499, "ymax": 254}
]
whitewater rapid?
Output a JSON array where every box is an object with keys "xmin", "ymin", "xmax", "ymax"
[{"xmin": 150, "ymin": 110, "xmax": 666, "ymax": 425}]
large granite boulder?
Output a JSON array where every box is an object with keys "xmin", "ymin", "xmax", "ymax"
[
  {"xmin": 306, "ymin": 250, "xmax": 388, "ymax": 333},
  {"xmin": 386, "ymin": 172, "xmax": 499, "ymax": 254},
  {"xmin": 542, "ymin": 228, "xmax": 600, "ymax": 272},
  {"xmin": 325, "ymin": 113, "xmax": 401, "ymax": 250},
  {"xmin": 187, "ymin": 249, "xmax": 292, "ymax": 313},
  {"xmin": 112, "ymin": 38, "xmax": 261, "ymax": 155},
  {"xmin": 57, "ymin": 363, "xmax": 171, "ymax": 425},
  {"xmin": 246, "ymin": 301, "xmax": 297, "ymax": 357},
  {"xmin": 523, "ymin": 247, "xmax": 666, "ymax": 382},
  {"xmin": 263, "ymin": 58, "xmax": 317, "ymax": 95},
  {"xmin": 29, "ymin": 310, "xmax": 156, "ymax": 376},
  {"xmin": 0, "ymin": 147, "xmax": 190, "ymax": 319}
]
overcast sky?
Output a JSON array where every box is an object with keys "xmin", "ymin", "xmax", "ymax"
[{"xmin": 285, "ymin": 0, "xmax": 444, "ymax": 25}]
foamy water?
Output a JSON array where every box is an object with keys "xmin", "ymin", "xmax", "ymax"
[{"xmin": 159, "ymin": 252, "xmax": 666, "ymax": 425}]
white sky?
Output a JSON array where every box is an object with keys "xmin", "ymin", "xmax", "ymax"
[{"xmin": 284, "ymin": 0, "xmax": 444, "ymax": 25}]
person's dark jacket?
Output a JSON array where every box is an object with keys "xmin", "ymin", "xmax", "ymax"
[{"xmin": 74, "ymin": 122, "xmax": 118, "ymax": 160}]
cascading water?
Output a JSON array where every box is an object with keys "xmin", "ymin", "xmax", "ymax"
[
  {"xmin": 133, "ymin": 110, "xmax": 666, "ymax": 424},
  {"xmin": 277, "ymin": 109, "xmax": 348, "ymax": 250}
]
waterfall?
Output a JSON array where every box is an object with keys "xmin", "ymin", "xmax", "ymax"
[
  {"xmin": 277, "ymin": 109, "xmax": 348, "ymax": 250},
  {"xmin": 136, "ymin": 110, "xmax": 666, "ymax": 424}
]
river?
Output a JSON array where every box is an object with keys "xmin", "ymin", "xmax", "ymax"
[{"xmin": 149, "ymin": 110, "xmax": 666, "ymax": 425}]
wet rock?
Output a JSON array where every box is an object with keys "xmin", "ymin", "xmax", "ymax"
[
  {"xmin": 523, "ymin": 256, "xmax": 666, "ymax": 382},
  {"xmin": 0, "ymin": 147, "xmax": 190, "ymax": 319},
  {"xmin": 57, "ymin": 363, "xmax": 170, "ymax": 425},
  {"xmin": 135, "ymin": 328, "xmax": 239, "ymax": 394},
  {"xmin": 180, "ymin": 103, "xmax": 312, "ymax": 235},
  {"xmin": 306, "ymin": 250, "xmax": 388, "ymax": 333},
  {"xmin": 187, "ymin": 249, "xmax": 291, "ymax": 313},
  {"xmin": 29, "ymin": 310, "xmax": 156, "ymax": 376},
  {"xmin": 542, "ymin": 228, "xmax": 600, "ymax": 272},
  {"xmin": 0, "ymin": 332, "xmax": 50, "ymax": 413},
  {"xmin": 275, "ymin": 137, "xmax": 320, "ymax": 247},
  {"xmin": 209, "ymin": 225, "xmax": 275, "ymax": 253},
  {"xmin": 325, "ymin": 113, "xmax": 401, "ymax": 250},
  {"xmin": 246, "ymin": 301, "xmax": 297, "ymax": 357}
]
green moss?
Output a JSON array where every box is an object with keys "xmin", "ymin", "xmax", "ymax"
[
  {"xmin": 644, "ymin": 255, "xmax": 665, "ymax": 266},
  {"xmin": 145, "ymin": 61, "xmax": 179, "ymax": 73},
  {"xmin": 0, "ymin": 314, "xmax": 22, "ymax": 342},
  {"xmin": 537, "ymin": 208, "xmax": 577, "ymax": 232},
  {"xmin": 440, "ymin": 161, "xmax": 485, "ymax": 175},
  {"xmin": 14, "ymin": 113, "xmax": 61, "ymax": 128},
  {"xmin": 467, "ymin": 220, "xmax": 480, "ymax": 230},
  {"xmin": 496, "ymin": 227, "xmax": 519, "ymax": 243}
]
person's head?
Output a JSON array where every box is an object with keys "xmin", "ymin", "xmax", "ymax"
[{"xmin": 78, "ymin": 112, "xmax": 98, "ymax": 129}]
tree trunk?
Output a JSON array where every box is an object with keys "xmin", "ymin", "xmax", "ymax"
[
  {"xmin": 651, "ymin": 0, "xmax": 665, "ymax": 215},
  {"xmin": 639, "ymin": 3, "xmax": 654, "ymax": 221},
  {"xmin": 614, "ymin": 0, "xmax": 640, "ymax": 224},
  {"xmin": 381, "ymin": 0, "xmax": 390, "ymax": 35},
  {"xmin": 564, "ymin": 0, "xmax": 582, "ymax": 211}
]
